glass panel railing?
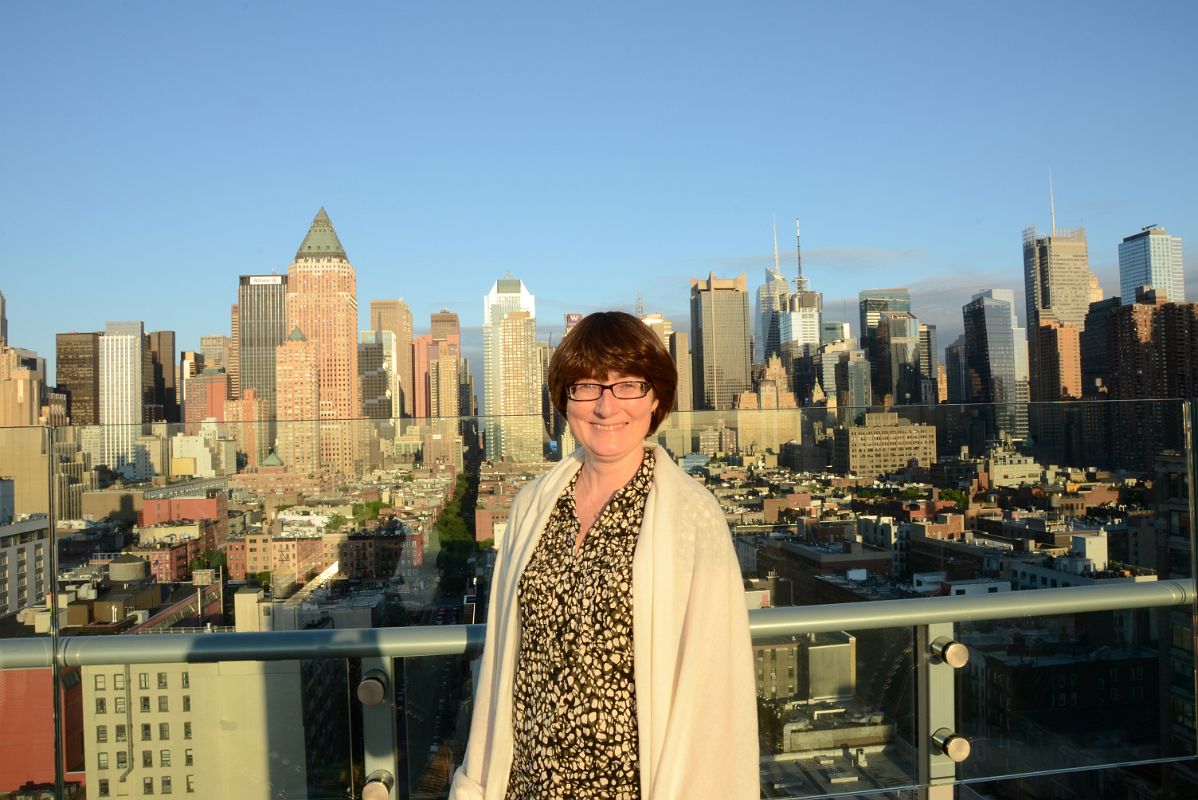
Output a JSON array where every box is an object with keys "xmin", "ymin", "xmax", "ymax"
[{"xmin": 0, "ymin": 400, "xmax": 1193, "ymax": 797}]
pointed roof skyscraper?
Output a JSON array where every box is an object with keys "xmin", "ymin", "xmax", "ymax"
[{"xmin": 295, "ymin": 207, "xmax": 347, "ymax": 260}]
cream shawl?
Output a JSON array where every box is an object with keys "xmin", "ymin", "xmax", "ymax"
[{"xmin": 449, "ymin": 444, "xmax": 758, "ymax": 800}]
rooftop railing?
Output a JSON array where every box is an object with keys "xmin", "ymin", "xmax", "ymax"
[{"xmin": 0, "ymin": 398, "xmax": 1195, "ymax": 799}]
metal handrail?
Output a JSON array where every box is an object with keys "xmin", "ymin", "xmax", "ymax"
[{"xmin": 1, "ymin": 579, "xmax": 1190, "ymax": 670}]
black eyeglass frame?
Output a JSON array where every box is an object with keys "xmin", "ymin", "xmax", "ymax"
[{"xmin": 566, "ymin": 381, "xmax": 653, "ymax": 401}]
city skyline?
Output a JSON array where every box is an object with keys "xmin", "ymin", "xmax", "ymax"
[{"xmin": 3, "ymin": 2, "xmax": 1196, "ymax": 380}]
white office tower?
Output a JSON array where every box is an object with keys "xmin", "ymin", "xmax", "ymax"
[
  {"xmin": 483, "ymin": 276, "xmax": 541, "ymax": 462},
  {"xmin": 99, "ymin": 321, "xmax": 152, "ymax": 481},
  {"xmin": 1119, "ymin": 225, "xmax": 1184, "ymax": 304}
]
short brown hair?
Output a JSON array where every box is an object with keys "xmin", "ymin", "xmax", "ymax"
[{"xmin": 548, "ymin": 311, "xmax": 677, "ymax": 435}]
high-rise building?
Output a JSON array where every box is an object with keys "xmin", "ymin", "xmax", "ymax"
[
  {"xmin": 370, "ymin": 300, "xmax": 413, "ymax": 417},
  {"xmin": 286, "ymin": 209, "xmax": 361, "ymax": 474},
  {"xmin": 358, "ymin": 330, "xmax": 396, "ymax": 420},
  {"xmin": 228, "ymin": 304, "xmax": 240, "ymax": 400},
  {"xmin": 0, "ymin": 344, "xmax": 44, "ymax": 427},
  {"xmin": 668, "ymin": 331, "xmax": 692, "ymax": 413},
  {"xmin": 237, "ymin": 274, "xmax": 288, "ymax": 420},
  {"xmin": 875, "ymin": 311, "xmax": 921, "ymax": 405},
  {"xmin": 274, "ymin": 328, "xmax": 320, "ymax": 473},
  {"xmin": 691, "ymin": 273, "xmax": 751, "ymax": 410},
  {"xmin": 200, "ymin": 335, "xmax": 231, "ymax": 371},
  {"xmin": 858, "ymin": 288, "xmax": 911, "ymax": 401},
  {"xmin": 640, "ymin": 313, "xmax": 673, "ymax": 350},
  {"xmin": 1119, "ymin": 226, "xmax": 1184, "ymax": 305},
  {"xmin": 482, "ymin": 277, "xmax": 540, "ymax": 461},
  {"xmin": 755, "ymin": 265, "xmax": 790, "ymax": 366},
  {"xmin": 56, "ymin": 332, "xmax": 101, "ymax": 426},
  {"xmin": 147, "ymin": 330, "xmax": 178, "ymax": 424},
  {"xmin": 962, "ymin": 290, "xmax": 1027, "ymax": 440},
  {"xmin": 100, "ymin": 321, "xmax": 150, "ymax": 480},
  {"xmin": 183, "ymin": 371, "xmax": 228, "ymax": 432},
  {"xmin": 0, "ymin": 290, "xmax": 6, "ymax": 345},
  {"xmin": 1022, "ymin": 225, "xmax": 1097, "ymax": 400},
  {"xmin": 917, "ymin": 323, "xmax": 939, "ymax": 404},
  {"xmin": 430, "ymin": 308, "xmax": 460, "ymax": 341}
]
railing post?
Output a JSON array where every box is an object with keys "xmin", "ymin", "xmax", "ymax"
[
  {"xmin": 917, "ymin": 622, "xmax": 968, "ymax": 800},
  {"xmin": 359, "ymin": 657, "xmax": 399, "ymax": 799}
]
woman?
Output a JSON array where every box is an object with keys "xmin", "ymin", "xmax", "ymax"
[{"xmin": 450, "ymin": 311, "xmax": 757, "ymax": 800}]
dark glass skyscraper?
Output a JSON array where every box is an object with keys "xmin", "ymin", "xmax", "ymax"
[{"xmin": 237, "ymin": 274, "xmax": 288, "ymax": 419}]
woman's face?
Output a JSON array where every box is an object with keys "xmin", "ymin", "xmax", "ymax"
[{"xmin": 566, "ymin": 371, "xmax": 658, "ymax": 468}]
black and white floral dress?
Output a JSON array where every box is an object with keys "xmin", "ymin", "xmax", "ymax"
[{"xmin": 505, "ymin": 449, "xmax": 655, "ymax": 800}]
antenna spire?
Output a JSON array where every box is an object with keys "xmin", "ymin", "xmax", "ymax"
[
  {"xmin": 635, "ymin": 291, "xmax": 644, "ymax": 317},
  {"xmin": 795, "ymin": 218, "xmax": 809, "ymax": 292},
  {"xmin": 1049, "ymin": 168, "xmax": 1057, "ymax": 237},
  {"xmin": 772, "ymin": 215, "xmax": 780, "ymax": 272}
]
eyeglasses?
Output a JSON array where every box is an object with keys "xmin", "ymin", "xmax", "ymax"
[{"xmin": 566, "ymin": 381, "xmax": 652, "ymax": 401}]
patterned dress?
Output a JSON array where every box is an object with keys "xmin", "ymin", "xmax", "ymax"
[{"xmin": 505, "ymin": 450, "xmax": 655, "ymax": 800}]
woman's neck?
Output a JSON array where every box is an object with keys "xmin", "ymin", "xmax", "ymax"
[{"xmin": 579, "ymin": 447, "xmax": 646, "ymax": 496}]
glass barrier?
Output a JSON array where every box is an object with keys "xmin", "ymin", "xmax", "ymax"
[{"xmin": 0, "ymin": 399, "xmax": 1192, "ymax": 798}]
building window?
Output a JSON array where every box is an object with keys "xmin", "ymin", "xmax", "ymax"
[
  {"xmin": 182, "ymin": 695, "xmax": 190, "ymax": 712},
  {"xmin": 186, "ymin": 775, "xmax": 195, "ymax": 793},
  {"xmin": 114, "ymin": 697, "xmax": 126, "ymax": 714},
  {"xmin": 142, "ymin": 750, "xmax": 153, "ymax": 768},
  {"xmin": 96, "ymin": 726, "xmax": 107, "ymax": 743},
  {"xmin": 158, "ymin": 696, "xmax": 169, "ymax": 712},
  {"xmin": 141, "ymin": 723, "xmax": 152, "ymax": 741},
  {"xmin": 116, "ymin": 752, "xmax": 128, "ymax": 769},
  {"xmin": 95, "ymin": 698, "xmax": 106, "ymax": 715},
  {"xmin": 161, "ymin": 749, "xmax": 171, "ymax": 767},
  {"xmin": 98, "ymin": 779, "xmax": 109, "ymax": 797},
  {"xmin": 160, "ymin": 722, "xmax": 170, "ymax": 740},
  {"xmin": 97, "ymin": 752, "xmax": 109, "ymax": 770},
  {"xmin": 181, "ymin": 672, "xmax": 190, "ymax": 689},
  {"xmin": 144, "ymin": 777, "xmax": 154, "ymax": 795},
  {"xmin": 140, "ymin": 697, "xmax": 151, "ymax": 713},
  {"xmin": 139, "ymin": 673, "xmax": 150, "ymax": 690},
  {"xmin": 158, "ymin": 672, "xmax": 168, "ymax": 689},
  {"xmin": 162, "ymin": 776, "xmax": 173, "ymax": 794},
  {"xmin": 115, "ymin": 725, "xmax": 126, "ymax": 742},
  {"xmin": 185, "ymin": 748, "xmax": 193, "ymax": 766},
  {"xmin": 183, "ymin": 721, "xmax": 192, "ymax": 740},
  {"xmin": 94, "ymin": 674, "xmax": 106, "ymax": 691},
  {"xmin": 114, "ymin": 673, "xmax": 125, "ymax": 690}
]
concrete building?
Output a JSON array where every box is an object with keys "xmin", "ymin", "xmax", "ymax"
[
  {"xmin": 370, "ymin": 298, "xmax": 414, "ymax": 417},
  {"xmin": 482, "ymin": 277, "xmax": 541, "ymax": 462},
  {"xmin": 358, "ymin": 330, "xmax": 394, "ymax": 420},
  {"xmin": 0, "ymin": 512, "xmax": 49, "ymax": 619},
  {"xmin": 691, "ymin": 272, "xmax": 751, "ymax": 410},
  {"xmin": 1119, "ymin": 225, "xmax": 1184, "ymax": 305},
  {"xmin": 274, "ymin": 329, "xmax": 320, "ymax": 474},
  {"xmin": 832, "ymin": 411, "xmax": 936, "ymax": 477},
  {"xmin": 286, "ymin": 209, "xmax": 361, "ymax": 474},
  {"xmin": 146, "ymin": 330, "xmax": 178, "ymax": 424},
  {"xmin": 99, "ymin": 321, "xmax": 150, "ymax": 481},
  {"xmin": 735, "ymin": 355, "xmax": 801, "ymax": 453}
]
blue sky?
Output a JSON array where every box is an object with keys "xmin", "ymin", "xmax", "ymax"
[{"xmin": 2, "ymin": 1, "xmax": 1195, "ymax": 379}]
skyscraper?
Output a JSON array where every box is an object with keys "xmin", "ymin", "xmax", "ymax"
[
  {"xmin": 482, "ymin": 277, "xmax": 540, "ymax": 461},
  {"xmin": 875, "ymin": 311, "xmax": 921, "ymax": 405},
  {"xmin": 858, "ymin": 288, "xmax": 911, "ymax": 402},
  {"xmin": 229, "ymin": 303, "xmax": 240, "ymax": 400},
  {"xmin": 1022, "ymin": 224, "xmax": 1098, "ymax": 401},
  {"xmin": 430, "ymin": 308, "xmax": 460, "ymax": 341},
  {"xmin": 1119, "ymin": 226, "xmax": 1184, "ymax": 304},
  {"xmin": 237, "ymin": 274, "xmax": 288, "ymax": 419},
  {"xmin": 275, "ymin": 328, "xmax": 320, "ymax": 473},
  {"xmin": 56, "ymin": 332, "xmax": 101, "ymax": 426},
  {"xmin": 690, "ymin": 273, "xmax": 751, "ymax": 411},
  {"xmin": 370, "ymin": 300, "xmax": 414, "ymax": 417},
  {"xmin": 358, "ymin": 330, "xmax": 397, "ymax": 420},
  {"xmin": 0, "ymin": 290, "xmax": 6, "ymax": 346},
  {"xmin": 962, "ymin": 290, "xmax": 1027, "ymax": 440},
  {"xmin": 755, "ymin": 265, "xmax": 789, "ymax": 366},
  {"xmin": 100, "ymin": 321, "xmax": 150, "ymax": 480},
  {"xmin": 285, "ymin": 208, "xmax": 361, "ymax": 474},
  {"xmin": 147, "ymin": 330, "xmax": 178, "ymax": 423}
]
